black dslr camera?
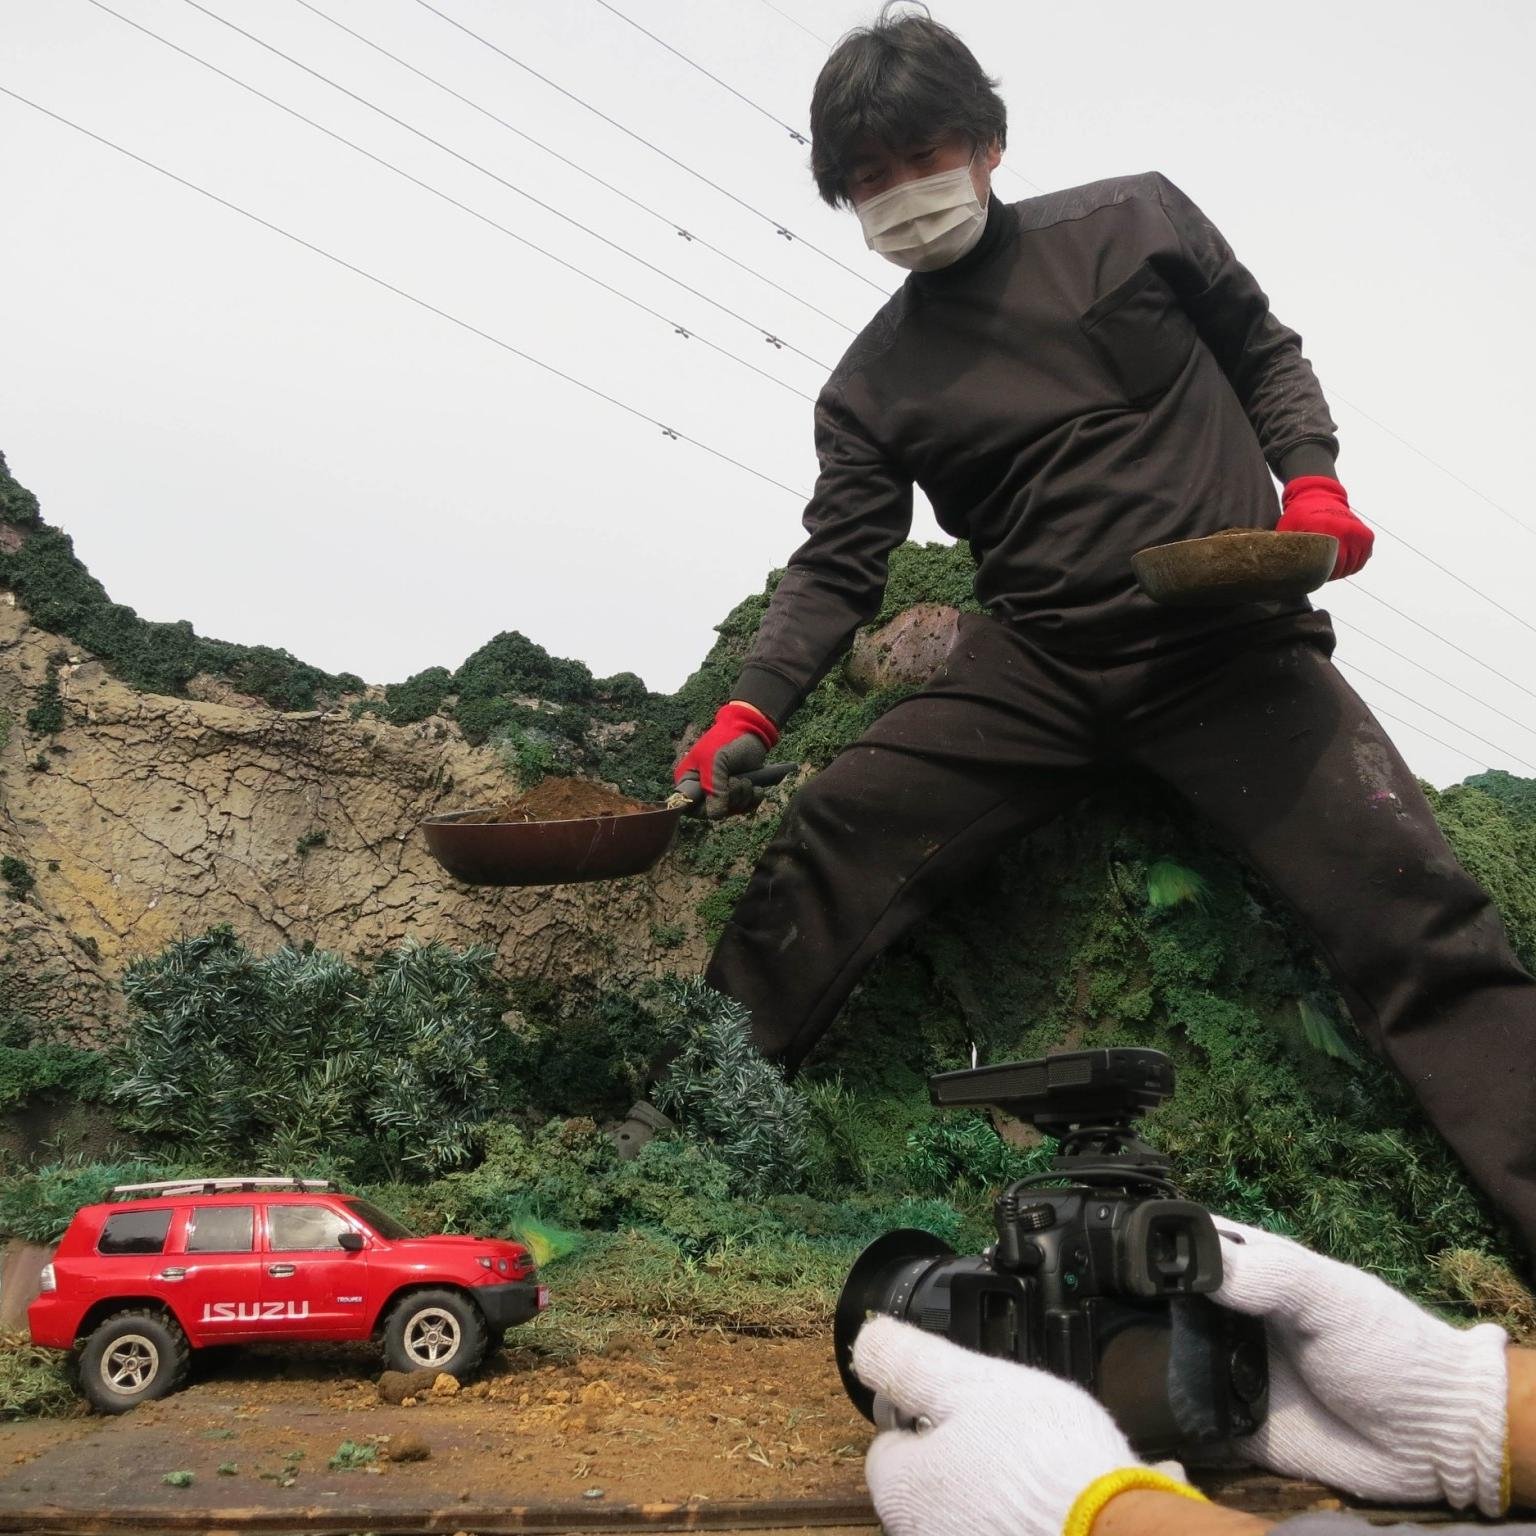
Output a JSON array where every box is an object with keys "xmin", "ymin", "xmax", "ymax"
[{"xmin": 834, "ymin": 1048, "xmax": 1267, "ymax": 1457}]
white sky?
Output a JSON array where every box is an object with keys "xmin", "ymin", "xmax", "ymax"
[{"xmin": 1, "ymin": 0, "xmax": 1533, "ymax": 789}]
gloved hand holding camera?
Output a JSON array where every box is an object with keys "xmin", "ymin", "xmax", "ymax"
[{"xmin": 854, "ymin": 1229, "xmax": 1528, "ymax": 1536}]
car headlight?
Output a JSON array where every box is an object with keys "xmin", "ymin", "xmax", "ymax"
[
  {"xmin": 477, "ymin": 1256, "xmax": 492, "ymax": 1270},
  {"xmin": 39, "ymin": 1262, "xmax": 56, "ymax": 1293},
  {"xmin": 497, "ymin": 1257, "xmax": 509, "ymax": 1274}
]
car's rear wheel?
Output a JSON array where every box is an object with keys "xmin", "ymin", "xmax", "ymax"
[
  {"xmin": 382, "ymin": 1289, "xmax": 486, "ymax": 1378},
  {"xmin": 78, "ymin": 1310, "xmax": 190, "ymax": 1414}
]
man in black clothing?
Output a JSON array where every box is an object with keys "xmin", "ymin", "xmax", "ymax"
[{"xmin": 671, "ymin": 12, "xmax": 1536, "ymax": 1258}]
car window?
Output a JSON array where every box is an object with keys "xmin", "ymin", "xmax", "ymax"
[
  {"xmin": 267, "ymin": 1204, "xmax": 353, "ymax": 1252},
  {"xmin": 343, "ymin": 1197, "xmax": 414, "ymax": 1240},
  {"xmin": 98, "ymin": 1209, "xmax": 173, "ymax": 1256},
  {"xmin": 186, "ymin": 1205, "xmax": 254, "ymax": 1253}
]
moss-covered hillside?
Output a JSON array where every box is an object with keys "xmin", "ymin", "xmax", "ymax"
[{"xmin": 3, "ymin": 446, "xmax": 1533, "ymax": 1361}]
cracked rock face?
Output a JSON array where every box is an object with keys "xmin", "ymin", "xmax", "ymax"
[{"xmin": 0, "ymin": 598, "xmax": 713, "ymax": 1042}]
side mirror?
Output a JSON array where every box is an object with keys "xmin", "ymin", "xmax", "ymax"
[{"xmin": 337, "ymin": 1230, "xmax": 365, "ymax": 1252}]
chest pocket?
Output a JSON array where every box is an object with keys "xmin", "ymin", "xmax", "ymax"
[{"xmin": 1079, "ymin": 262, "xmax": 1197, "ymax": 406}]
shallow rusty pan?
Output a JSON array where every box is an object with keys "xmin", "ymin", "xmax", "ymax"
[
  {"xmin": 1132, "ymin": 529, "xmax": 1338, "ymax": 607},
  {"xmin": 422, "ymin": 764, "xmax": 794, "ymax": 887}
]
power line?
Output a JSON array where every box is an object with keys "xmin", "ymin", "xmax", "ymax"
[
  {"xmin": 291, "ymin": 0, "xmax": 860, "ymax": 337},
  {"xmin": 1334, "ymin": 615, "xmax": 1536, "ymax": 745},
  {"xmin": 411, "ymin": 0, "xmax": 890, "ymax": 295},
  {"xmin": 753, "ymin": 0, "xmax": 825, "ymax": 48},
  {"xmin": 1348, "ymin": 584, "xmax": 1536, "ymax": 707},
  {"xmin": 0, "ymin": 84, "xmax": 812, "ymax": 503},
  {"xmin": 1360, "ymin": 508, "xmax": 1536, "ymax": 641},
  {"xmin": 82, "ymin": 0, "xmax": 816, "ymax": 408},
  {"xmin": 593, "ymin": 0, "xmax": 807, "ymax": 147},
  {"xmin": 173, "ymin": 0, "xmax": 833, "ymax": 372},
  {"xmin": 1335, "ymin": 659, "xmax": 1536, "ymax": 775},
  {"xmin": 1368, "ymin": 705, "xmax": 1489, "ymax": 775},
  {"xmin": 1333, "ymin": 392, "xmax": 1536, "ymax": 541}
]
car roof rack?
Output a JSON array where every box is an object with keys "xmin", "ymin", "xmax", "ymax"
[{"xmin": 106, "ymin": 1177, "xmax": 337, "ymax": 1202}]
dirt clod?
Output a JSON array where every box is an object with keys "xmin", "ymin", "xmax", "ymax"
[
  {"xmin": 387, "ymin": 1432, "xmax": 432, "ymax": 1463},
  {"xmin": 455, "ymin": 778, "xmax": 647, "ymax": 825},
  {"xmin": 431, "ymin": 1373, "xmax": 460, "ymax": 1398},
  {"xmin": 378, "ymin": 1368, "xmax": 438, "ymax": 1405}
]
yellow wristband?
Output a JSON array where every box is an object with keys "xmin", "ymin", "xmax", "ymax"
[{"xmin": 1062, "ymin": 1466, "xmax": 1209, "ymax": 1536}]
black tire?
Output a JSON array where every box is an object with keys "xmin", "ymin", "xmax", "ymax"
[
  {"xmin": 381, "ymin": 1289, "xmax": 486, "ymax": 1378},
  {"xmin": 78, "ymin": 1309, "xmax": 191, "ymax": 1414}
]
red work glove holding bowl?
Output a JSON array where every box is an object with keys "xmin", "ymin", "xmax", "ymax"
[
  {"xmin": 1277, "ymin": 475, "xmax": 1374, "ymax": 580},
  {"xmin": 675, "ymin": 701, "xmax": 779, "ymax": 820}
]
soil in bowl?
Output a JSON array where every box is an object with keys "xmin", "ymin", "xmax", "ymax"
[{"xmin": 454, "ymin": 777, "xmax": 650, "ymax": 825}]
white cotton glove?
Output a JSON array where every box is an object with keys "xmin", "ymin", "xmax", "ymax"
[
  {"xmin": 1214, "ymin": 1219, "xmax": 1510, "ymax": 1515},
  {"xmin": 851, "ymin": 1315, "xmax": 1202, "ymax": 1536}
]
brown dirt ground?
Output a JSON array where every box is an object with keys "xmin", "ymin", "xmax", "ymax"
[
  {"xmin": 0, "ymin": 1329, "xmax": 871, "ymax": 1522},
  {"xmin": 455, "ymin": 780, "xmax": 649, "ymax": 825}
]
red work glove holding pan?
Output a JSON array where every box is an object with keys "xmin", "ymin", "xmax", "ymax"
[
  {"xmin": 1277, "ymin": 475, "xmax": 1374, "ymax": 580},
  {"xmin": 675, "ymin": 701, "xmax": 780, "ymax": 820}
]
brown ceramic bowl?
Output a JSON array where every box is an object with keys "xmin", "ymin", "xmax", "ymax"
[
  {"xmin": 1131, "ymin": 529, "xmax": 1338, "ymax": 607},
  {"xmin": 421, "ymin": 805, "xmax": 683, "ymax": 887}
]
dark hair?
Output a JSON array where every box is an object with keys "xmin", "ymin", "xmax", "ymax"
[{"xmin": 808, "ymin": 4, "xmax": 1007, "ymax": 208}]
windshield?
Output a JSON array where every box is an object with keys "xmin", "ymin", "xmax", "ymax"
[{"xmin": 342, "ymin": 1197, "xmax": 416, "ymax": 1240}]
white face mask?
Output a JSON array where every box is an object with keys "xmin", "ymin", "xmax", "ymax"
[{"xmin": 855, "ymin": 156, "xmax": 989, "ymax": 273}]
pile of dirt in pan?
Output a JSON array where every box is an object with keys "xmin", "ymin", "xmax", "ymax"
[{"xmin": 454, "ymin": 778, "xmax": 650, "ymax": 825}]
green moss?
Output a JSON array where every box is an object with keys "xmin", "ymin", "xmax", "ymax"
[
  {"xmin": 0, "ymin": 1044, "xmax": 111, "ymax": 1108},
  {"xmin": 1, "ymin": 857, "xmax": 34, "ymax": 902},
  {"xmin": 0, "ymin": 458, "xmax": 361, "ymax": 713},
  {"xmin": 24, "ymin": 654, "xmax": 65, "ymax": 735}
]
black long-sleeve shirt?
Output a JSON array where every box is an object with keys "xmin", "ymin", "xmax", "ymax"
[{"xmin": 735, "ymin": 172, "xmax": 1340, "ymax": 724}]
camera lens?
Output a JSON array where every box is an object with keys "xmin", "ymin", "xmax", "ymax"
[{"xmin": 1229, "ymin": 1338, "xmax": 1268, "ymax": 1404}]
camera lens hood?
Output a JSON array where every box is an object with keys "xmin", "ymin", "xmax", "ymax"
[{"xmin": 833, "ymin": 1227, "xmax": 956, "ymax": 1420}]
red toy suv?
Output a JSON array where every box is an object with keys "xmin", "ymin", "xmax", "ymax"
[{"xmin": 28, "ymin": 1177, "xmax": 548, "ymax": 1413}]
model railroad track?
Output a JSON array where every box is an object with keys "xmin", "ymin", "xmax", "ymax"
[{"xmin": 0, "ymin": 1476, "xmax": 1476, "ymax": 1533}]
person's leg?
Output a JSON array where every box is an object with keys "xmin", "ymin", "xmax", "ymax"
[
  {"xmin": 1124, "ymin": 617, "xmax": 1536, "ymax": 1258},
  {"xmin": 707, "ymin": 616, "xmax": 1100, "ymax": 1075}
]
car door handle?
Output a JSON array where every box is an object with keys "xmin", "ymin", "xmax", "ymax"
[
  {"xmin": 267, "ymin": 1263, "xmax": 296, "ymax": 1277},
  {"xmin": 156, "ymin": 1267, "xmax": 187, "ymax": 1280}
]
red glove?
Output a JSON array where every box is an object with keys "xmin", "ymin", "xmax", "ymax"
[
  {"xmin": 1277, "ymin": 475, "xmax": 1374, "ymax": 580},
  {"xmin": 675, "ymin": 700, "xmax": 779, "ymax": 805}
]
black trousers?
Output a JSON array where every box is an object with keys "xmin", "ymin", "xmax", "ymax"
[{"xmin": 706, "ymin": 609, "xmax": 1536, "ymax": 1258}]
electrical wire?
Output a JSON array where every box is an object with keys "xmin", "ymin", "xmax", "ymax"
[
  {"xmin": 593, "ymin": 0, "xmax": 808, "ymax": 147},
  {"xmin": 1334, "ymin": 660, "xmax": 1536, "ymax": 774},
  {"xmin": 173, "ymin": 0, "xmax": 832, "ymax": 372},
  {"xmin": 1348, "ymin": 584, "xmax": 1536, "ymax": 707},
  {"xmin": 1359, "ymin": 509, "xmax": 1536, "ymax": 641},
  {"xmin": 291, "ymin": 0, "xmax": 859, "ymax": 337},
  {"xmin": 1333, "ymin": 615, "xmax": 1536, "ymax": 744},
  {"xmin": 1367, "ymin": 706, "xmax": 1489, "ymax": 774},
  {"xmin": 411, "ymin": 0, "xmax": 890, "ymax": 295},
  {"xmin": 1333, "ymin": 392, "xmax": 1536, "ymax": 541},
  {"xmin": 0, "ymin": 84, "xmax": 811, "ymax": 502},
  {"xmin": 82, "ymin": 0, "xmax": 816, "ymax": 407}
]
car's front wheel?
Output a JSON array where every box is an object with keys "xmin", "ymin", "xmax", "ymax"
[
  {"xmin": 382, "ymin": 1289, "xmax": 486, "ymax": 1378},
  {"xmin": 78, "ymin": 1309, "xmax": 191, "ymax": 1414}
]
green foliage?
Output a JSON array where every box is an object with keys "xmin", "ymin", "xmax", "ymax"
[
  {"xmin": 1145, "ymin": 859, "xmax": 1208, "ymax": 912},
  {"xmin": 0, "ymin": 459, "xmax": 361, "ymax": 712},
  {"xmin": 1, "ymin": 857, "xmax": 34, "ymax": 902},
  {"xmin": 1462, "ymin": 769, "xmax": 1536, "ymax": 826},
  {"xmin": 1424, "ymin": 782, "xmax": 1536, "ymax": 972},
  {"xmin": 649, "ymin": 922, "xmax": 685, "ymax": 950},
  {"xmin": 327, "ymin": 1441, "xmax": 377, "ymax": 1470},
  {"xmin": 0, "ymin": 1337, "xmax": 74, "ymax": 1419},
  {"xmin": 110, "ymin": 928, "xmax": 506, "ymax": 1181},
  {"xmin": 378, "ymin": 666, "xmax": 453, "ymax": 724},
  {"xmin": 163, "ymin": 1471, "xmax": 194, "ymax": 1488},
  {"xmin": 0, "ymin": 1159, "xmax": 189, "ymax": 1243},
  {"xmin": 0, "ymin": 707, "xmax": 11, "ymax": 752},
  {"xmin": 494, "ymin": 724, "xmax": 558, "ymax": 787},
  {"xmin": 649, "ymin": 979, "xmax": 810, "ymax": 1199},
  {"xmin": 25, "ymin": 653, "xmax": 65, "ymax": 736},
  {"xmin": 0, "ymin": 1044, "xmax": 111, "ymax": 1108},
  {"xmin": 294, "ymin": 829, "xmax": 327, "ymax": 858}
]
